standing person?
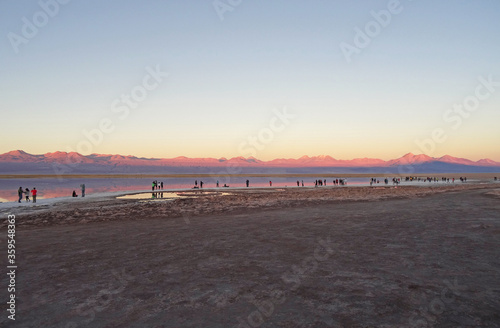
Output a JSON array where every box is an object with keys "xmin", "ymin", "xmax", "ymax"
[
  {"xmin": 297, "ymin": 181, "xmax": 299, "ymax": 187},
  {"xmin": 160, "ymin": 181, "xmax": 163, "ymax": 189},
  {"xmin": 269, "ymin": 181, "xmax": 272, "ymax": 187},
  {"xmin": 31, "ymin": 187, "xmax": 37, "ymax": 203},
  {"xmin": 195, "ymin": 180, "xmax": 198, "ymax": 187},
  {"xmin": 200, "ymin": 181, "xmax": 204, "ymax": 188},
  {"xmin": 18, "ymin": 187, "xmax": 23, "ymax": 203},
  {"xmin": 216, "ymin": 180, "xmax": 219, "ymax": 188},
  {"xmin": 246, "ymin": 180, "xmax": 249, "ymax": 187},
  {"xmin": 25, "ymin": 188, "xmax": 30, "ymax": 202},
  {"xmin": 80, "ymin": 184, "xmax": 86, "ymax": 197},
  {"xmin": 301, "ymin": 180, "xmax": 304, "ymax": 187},
  {"xmin": 152, "ymin": 181, "xmax": 155, "ymax": 191}
]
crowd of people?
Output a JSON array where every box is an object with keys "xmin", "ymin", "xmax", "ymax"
[
  {"xmin": 367, "ymin": 176, "xmax": 474, "ymax": 186},
  {"xmin": 370, "ymin": 178, "xmax": 401, "ymax": 185},
  {"xmin": 314, "ymin": 179, "xmax": 346, "ymax": 186},
  {"xmin": 189, "ymin": 178, "xmax": 348, "ymax": 189},
  {"xmin": 14, "ymin": 175, "xmax": 497, "ymax": 204}
]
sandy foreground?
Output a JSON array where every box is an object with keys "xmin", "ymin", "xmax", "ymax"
[{"xmin": 0, "ymin": 183, "xmax": 499, "ymax": 327}]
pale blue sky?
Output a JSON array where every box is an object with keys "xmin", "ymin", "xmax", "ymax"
[{"xmin": 1, "ymin": 0, "xmax": 499, "ymax": 160}]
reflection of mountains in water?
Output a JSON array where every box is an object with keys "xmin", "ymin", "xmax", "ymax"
[
  {"xmin": 1, "ymin": 150, "xmax": 500, "ymax": 175},
  {"xmin": 0, "ymin": 177, "xmax": 370, "ymax": 202}
]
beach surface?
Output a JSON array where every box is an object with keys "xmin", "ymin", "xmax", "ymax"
[{"xmin": 0, "ymin": 183, "xmax": 499, "ymax": 327}]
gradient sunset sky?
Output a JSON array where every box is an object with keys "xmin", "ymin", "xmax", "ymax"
[{"xmin": 1, "ymin": 0, "xmax": 499, "ymax": 161}]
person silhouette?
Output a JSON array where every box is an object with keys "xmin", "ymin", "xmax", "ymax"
[
  {"xmin": 31, "ymin": 188, "xmax": 37, "ymax": 203},
  {"xmin": 18, "ymin": 187, "xmax": 23, "ymax": 203}
]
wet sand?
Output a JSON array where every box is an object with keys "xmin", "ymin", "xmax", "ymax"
[{"xmin": 0, "ymin": 184, "xmax": 499, "ymax": 327}]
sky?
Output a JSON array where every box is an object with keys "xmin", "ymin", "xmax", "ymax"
[{"xmin": 1, "ymin": 0, "xmax": 499, "ymax": 161}]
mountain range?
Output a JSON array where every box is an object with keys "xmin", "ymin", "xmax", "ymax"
[{"xmin": 1, "ymin": 150, "xmax": 499, "ymax": 174}]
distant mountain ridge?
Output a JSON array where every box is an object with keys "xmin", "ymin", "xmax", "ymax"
[{"xmin": 1, "ymin": 150, "xmax": 499, "ymax": 168}]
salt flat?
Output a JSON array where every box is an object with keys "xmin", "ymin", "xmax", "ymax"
[{"xmin": 0, "ymin": 185, "xmax": 499, "ymax": 327}]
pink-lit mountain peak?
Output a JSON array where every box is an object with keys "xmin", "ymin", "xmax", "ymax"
[
  {"xmin": 1, "ymin": 150, "xmax": 39, "ymax": 162},
  {"xmin": 298, "ymin": 155, "xmax": 337, "ymax": 163},
  {"xmin": 477, "ymin": 158, "xmax": 500, "ymax": 165},
  {"xmin": 6, "ymin": 150, "xmax": 29, "ymax": 156},
  {"xmin": 44, "ymin": 151, "xmax": 95, "ymax": 164},
  {"xmin": 403, "ymin": 152, "xmax": 432, "ymax": 161},
  {"xmin": 391, "ymin": 153, "xmax": 433, "ymax": 164},
  {"xmin": 437, "ymin": 155, "xmax": 475, "ymax": 165},
  {"xmin": 45, "ymin": 151, "xmax": 82, "ymax": 158},
  {"xmin": 438, "ymin": 155, "xmax": 458, "ymax": 161}
]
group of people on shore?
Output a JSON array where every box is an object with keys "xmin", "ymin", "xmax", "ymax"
[
  {"xmin": 370, "ymin": 178, "xmax": 401, "ymax": 185},
  {"xmin": 315, "ymin": 179, "xmax": 346, "ymax": 186},
  {"xmin": 150, "ymin": 175, "xmax": 497, "ymax": 192},
  {"xmin": 188, "ymin": 178, "xmax": 348, "ymax": 189},
  {"xmin": 152, "ymin": 180, "xmax": 164, "ymax": 190},
  {"xmin": 17, "ymin": 187, "xmax": 37, "ymax": 203},
  {"xmin": 194, "ymin": 180, "xmax": 229, "ymax": 188},
  {"xmin": 71, "ymin": 184, "xmax": 86, "ymax": 197},
  {"xmin": 368, "ymin": 176, "xmax": 474, "ymax": 186},
  {"xmin": 16, "ymin": 183, "xmax": 86, "ymax": 203},
  {"xmin": 404, "ymin": 176, "xmax": 467, "ymax": 183}
]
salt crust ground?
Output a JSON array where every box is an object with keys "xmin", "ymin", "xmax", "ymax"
[{"xmin": 0, "ymin": 183, "xmax": 499, "ymax": 327}]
